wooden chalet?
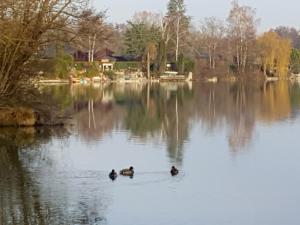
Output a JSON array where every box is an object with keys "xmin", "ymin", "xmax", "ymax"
[{"xmin": 73, "ymin": 48, "xmax": 116, "ymax": 71}]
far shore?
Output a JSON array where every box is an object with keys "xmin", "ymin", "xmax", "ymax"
[{"xmin": 36, "ymin": 73, "xmax": 299, "ymax": 86}]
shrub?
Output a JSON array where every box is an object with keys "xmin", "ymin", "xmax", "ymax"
[
  {"xmin": 103, "ymin": 70, "xmax": 116, "ymax": 80},
  {"xmin": 85, "ymin": 62, "xmax": 100, "ymax": 78},
  {"xmin": 53, "ymin": 47, "xmax": 74, "ymax": 79},
  {"xmin": 176, "ymin": 54, "xmax": 195, "ymax": 74},
  {"xmin": 114, "ymin": 61, "xmax": 141, "ymax": 71}
]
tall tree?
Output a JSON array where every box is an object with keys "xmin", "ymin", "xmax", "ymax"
[
  {"xmin": 124, "ymin": 15, "xmax": 160, "ymax": 58},
  {"xmin": 166, "ymin": 0, "xmax": 190, "ymax": 62},
  {"xmin": 257, "ymin": 31, "xmax": 291, "ymax": 77},
  {"xmin": 144, "ymin": 43, "xmax": 157, "ymax": 79},
  {"xmin": 227, "ymin": 1, "xmax": 259, "ymax": 73},
  {"xmin": 290, "ymin": 48, "xmax": 300, "ymax": 74},
  {"xmin": 273, "ymin": 26, "xmax": 300, "ymax": 49},
  {"xmin": 76, "ymin": 9, "xmax": 112, "ymax": 62},
  {"xmin": 196, "ymin": 17, "xmax": 225, "ymax": 70},
  {"xmin": 0, "ymin": 0, "xmax": 87, "ymax": 97},
  {"xmin": 156, "ymin": 14, "xmax": 171, "ymax": 74}
]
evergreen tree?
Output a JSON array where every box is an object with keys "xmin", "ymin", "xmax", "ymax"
[
  {"xmin": 167, "ymin": 0, "xmax": 186, "ymax": 15},
  {"xmin": 166, "ymin": 0, "xmax": 190, "ymax": 62},
  {"xmin": 124, "ymin": 22, "xmax": 160, "ymax": 58}
]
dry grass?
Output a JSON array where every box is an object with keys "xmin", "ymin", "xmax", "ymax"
[{"xmin": 0, "ymin": 107, "xmax": 37, "ymax": 126}]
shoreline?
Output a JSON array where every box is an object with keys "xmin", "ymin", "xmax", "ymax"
[{"xmin": 0, "ymin": 107, "xmax": 65, "ymax": 128}]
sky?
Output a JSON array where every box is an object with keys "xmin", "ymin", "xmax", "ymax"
[{"xmin": 93, "ymin": 0, "xmax": 300, "ymax": 32}]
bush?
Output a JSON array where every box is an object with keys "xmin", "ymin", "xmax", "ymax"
[
  {"xmin": 176, "ymin": 54, "xmax": 195, "ymax": 74},
  {"xmin": 73, "ymin": 62, "xmax": 100, "ymax": 78},
  {"xmin": 74, "ymin": 62, "xmax": 86, "ymax": 71},
  {"xmin": 291, "ymin": 48, "xmax": 300, "ymax": 74},
  {"xmin": 103, "ymin": 70, "xmax": 116, "ymax": 80},
  {"xmin": 85, "ymin": 62, "xmax": 100, "ymax": 78},
  {"xmin": 114, "ymin": 61, "xmax": 141, "ymax": 71},
  {"xmin": 53, "ymin": 47, "xmax": 74, "ymax": 79}
]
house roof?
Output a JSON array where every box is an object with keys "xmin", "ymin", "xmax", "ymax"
[
  {"xmin": 94, "ymin": 48, "xmax": 114, "ymax": 58},
  {"xmin": 94, "ymin": 49, "xmax": 116, "ymax": 61},
  {"xmin": 74, "ymin": 48, "xmax": 116, "ymax": 62}
]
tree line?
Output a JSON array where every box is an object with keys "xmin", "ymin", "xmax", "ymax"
[{"xmin": 1, "ymin": 0, "xmax": 300, "ymax": 98}]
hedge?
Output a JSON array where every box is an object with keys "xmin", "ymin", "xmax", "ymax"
[{"xmin": 114, "ymin": 61, "xmax": 141, "ymax": 70}]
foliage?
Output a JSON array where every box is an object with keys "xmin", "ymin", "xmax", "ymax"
[
  {"xmin": 85, "ymin": 63, "xmax": 100, "ymax": 78},
  {"xmin": 53, "ymin": 46, "xmax": 74, "ymax": 79},
  {"xmin": 74, "ymin": 62, "xmax": 86, "ymax": 71},
  {"xmin": 124, "ymin": 22, "xmax": 161, "ymax": 57},
  {"xmin": 103, "ymin": 70, "xmax": 116, "ymax": 80},
  {"xmin": 166, "ymin": 0, "xmax": 191, "ymax": 61},
  {"xmin": 177, "ymin": 54, "xmax": 195, "ymax": 73},
  {"xmin": 290, "ymin": 48, "xmax": 300, "ymax": 74},
  {"xmin": 196, "ymin": 17, "xmax": 225, "ymax": 70},
  {"xmin": 257, "ymin": 31, "xmax": 291, "ymax": 77},
  {"xmin": 75, "ymin": 9, "xmax": 112, "ymax": 62},
  {"xmin": 144, "ymin": 42, "xmax": 158, "ymax": 77},
  {"xmin": 114, "ymin": 61, "xmax": 141, "ymax": 70},
  {"xmin": 0, "ymin": 0, "xmax": 86, "ymax": 97},
  {"xmin": 156, "ymin": 40, "xmax": 168, "ymax": 74},
  {"xmin": 227, "ymin": 0, "xmax": 259, "ymax": 73},
  {"xmin": 167, "ymin": 0, "xmax": 187, "ymax": 15},
  {"xmin": 145, "ymin": 43, "xmax": 158, "ymax": 61},
  {"xmin": 273, "ymin": 26, "xmax": 300, "ymax": 49}
]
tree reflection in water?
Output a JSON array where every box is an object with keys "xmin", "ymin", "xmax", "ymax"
[
  {"xmin": 2, "ymin": 81, "xmax": 300, "ymax": 224},
  {"xmin": 49, "ymin": 81, "xmax": 300, "ymax": 158},
  {"xmin": 0, "ymin": 127, "xmax": 108, "ymax": 225}
]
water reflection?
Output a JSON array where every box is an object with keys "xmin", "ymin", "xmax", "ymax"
[
  {"xmin": 66, "ymin": 83, "xmax": 194, "ymax": 162},
  {"xmin": 45, "ymin": 81, "xmax": 300, "ymax": 154},
  {"xmin": 0, "ymin": 127, "xmax": 108, "ymax": 225},
  {"xmin": 2, "ymin": 81, "xmax": 300, "ymax": 224}
]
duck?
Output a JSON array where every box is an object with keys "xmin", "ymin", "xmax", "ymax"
[
  {"xmin": 109, "ymin": 169, "xmax": 118, "ymax": 180},
  {"xmin": 170, "ymin": 166, "xmax": 179, "ymax": 176},
  {"xmin": 120, "ymin": 166, "xmax": 134, "ymax": 176}
]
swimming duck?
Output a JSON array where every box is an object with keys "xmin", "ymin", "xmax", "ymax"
[
  {"xmin": 109, "ymin": 169, "xmax": 118, "ymax": 180},
  {"xmin": 170, "ymin": 166, "xmax": 179, "ymax": 176},
  {"xmin": 120, "ymin": 166, "xmax": 134, "ymax": 176}
]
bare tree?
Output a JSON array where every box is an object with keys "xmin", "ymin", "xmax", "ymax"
[
  {"xmin": 273, "ymin": 26, "xmax": 300, "ymax": 49},
  {"xmin": 227, "ymin": 0, "xmax": 259, "ymax": 73},
  {"xmin": 197, "ymin": 17, "xmax": 225, "ymax": 69},
  {"xmin": 132, "ymin": 11, "xmax": 161, "ymax": 27},
  {"xmin": 76, "ymin": 9, "xmax": 112, "ymax": 62},
  {"xmin": 0, "ymin": 0, "xmax": 88, "ymax": 98},
  {"xmin": 166, "ymin": 0, "xmax": 190, "ymax": 62}
]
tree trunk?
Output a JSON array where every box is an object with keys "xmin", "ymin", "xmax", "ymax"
[
  {"xmin": 236, "ymin": 45, "xmax": 240, "ymax": 72},
  {"xmin": 158, "ymin": 40, "xmax": 167, "ymax": 74},
  {"xmin": 91, "ymin": 34, "xmax": 96, "ymax": 62},
  {"xmin": 212, "ymin": 44, "xmax": 216, "ymax": 70},
  {"xmin": 147, "ymin": 51, "xmax": 150, "ymax": 79},
  {"xmin": 147, "ymin": 83, "xmax": 150, "ymax": 110},
  {"xmin": 88, "ymin": 36, "xmax": 91, "ymax": 62},
  {"xmin": 175, "ymin": 16, "xmax": 180, "ymax": 62},
  {"xmin": 263, "ymin": 63, "xmax": 267, "ymax": 76},
  {"xmin": 209, "ymin": 47, "xmax": 212, "ymax": 69}
]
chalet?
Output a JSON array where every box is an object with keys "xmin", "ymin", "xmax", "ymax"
[{"xmin": 73, "ymin": 48, "xmax": 116, "ymax": 71}]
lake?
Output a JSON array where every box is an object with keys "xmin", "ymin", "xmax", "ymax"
[{"xmin": 1, "ymin": 81, "xmax": 300, "ymax": 225}]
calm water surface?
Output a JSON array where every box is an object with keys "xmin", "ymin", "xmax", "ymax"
[{"xmin": 1, "ymin": 81, "xmax": 300, "ymax": 225}]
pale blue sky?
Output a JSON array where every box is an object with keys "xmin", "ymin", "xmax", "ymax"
[{"xmin": 93, "ymin": 0, "xmax": 300, "ymax": 32}]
